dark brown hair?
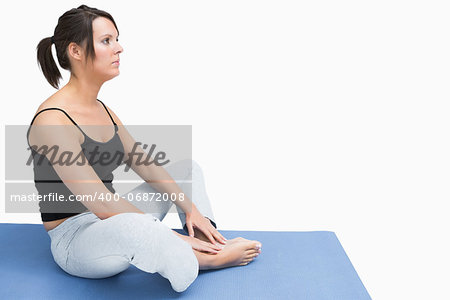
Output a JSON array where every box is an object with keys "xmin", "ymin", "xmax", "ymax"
[{"xmin": 36, "ymin": 4, "xmax": 120, "ymax": 89}]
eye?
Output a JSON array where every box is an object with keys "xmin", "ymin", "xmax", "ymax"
[{"xmin": 102, "ymin": 38, "xmax": 119, "ymax": 44}]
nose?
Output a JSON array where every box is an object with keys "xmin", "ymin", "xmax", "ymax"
[{"xmin": 115, "ymin": 42, "xmax": 123, "ymax": 54}]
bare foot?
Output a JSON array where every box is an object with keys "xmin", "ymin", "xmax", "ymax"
[{"xmin": 202, "ymin": 237, "xmax": 262, "ymax": 270}]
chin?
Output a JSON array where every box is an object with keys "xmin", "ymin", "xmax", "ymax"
[{"xmin": 102, "ymin": 74, "xmax": 119, "ymax": 82}]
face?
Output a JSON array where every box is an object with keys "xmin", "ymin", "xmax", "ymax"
[{"xmin": 89, "ymin": 17, "xmax": 123, "ymax": 81}]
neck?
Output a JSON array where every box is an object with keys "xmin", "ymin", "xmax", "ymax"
[{"xmin": 62, "ymin": 74, "xmax": 103, "ymax": 108}]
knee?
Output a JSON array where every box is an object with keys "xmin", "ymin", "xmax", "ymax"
[
  {"xmin": 104, "ymin": 213, "xmax": 158, "ymax": 243},
  {"xmin": 110, "ymin": 212, "xmax": 157, "ymax": 225}
]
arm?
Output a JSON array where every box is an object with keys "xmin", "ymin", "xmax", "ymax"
[
  {"xmin": 107, "ymin": 107, "xmax": 194, "ymax": 214},
  {"xmin": 29, "ymin": 110, "xmax": 144, "ymax": 220},
  {"xmin": 106, "ymin": 106, "xmax": 227, "ymax": 245}
]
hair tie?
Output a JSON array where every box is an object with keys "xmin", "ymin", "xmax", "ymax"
[{"xmin": 51, "ymin": 36, "xmax": 55, "ymax": 44}]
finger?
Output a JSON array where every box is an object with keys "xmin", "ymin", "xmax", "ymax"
[
  {"xmin": 195, "ymin": 223, "xmax": 216, "ymax": 245},
  {"xmin": 207, "ymin": 223, "xmax": 227, "ymax": 243},
  {"xmin": 212, "ymin": 230, "xmax": 227, "ymax": 244},
  {"xmin": 207, "ymin": 226, "xmax": 226, "ymax": 244},
  {"xmin": 200, "ymin": 240, "xmax": 222, "ymax": 251},
  {"xmin": 207, "ymin": 219, "xmax": 227, "ymax": 242},
  {"xmin": 201, "ymin": 240, "xmax": 222, "ymax": 251},
  {"xmin": 205, "ymin": 246, "xmax": 219, "ymax": 254},
  {"xmin": 218, "ymin": 232, "xmax": 227, "ymax": 242},
  {"xmin": 199, "ymin": 244, "xmax": 219, "ymax": 254},
  {"xmin": 203, "ymin": 229, "xmax": 217, "ymax": 245},
  {"xmin": 210, "ymin": 227, "xmax": 227, "ymax": 242},
  {"xmin": 186, "ymin": 220, "xmax": 195, "ymax": 237}
]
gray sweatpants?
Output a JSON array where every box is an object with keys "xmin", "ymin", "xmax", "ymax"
[{"xmin": 47, "ymin": 159, "xmax": 217, "ymax": 292}]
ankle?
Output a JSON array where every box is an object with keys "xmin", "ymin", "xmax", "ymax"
[{"xmin": 195, "ymin": 251, "xmax": 217, "ymax": 270}]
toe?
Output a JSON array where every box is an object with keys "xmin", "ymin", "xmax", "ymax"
[
  {"xmin": 246, "ymin": 252, "xmax": 259, "ymax": 259},
  {"xmin": 253, "ymin": 242, "xmax": 262, "ymax": 250}
]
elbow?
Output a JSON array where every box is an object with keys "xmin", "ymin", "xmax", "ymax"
[
  {"xmin": 83, "ymin": 201, "xmax": 112, "ymax": 220},
  {"xmin": 95, "ymin": 212, "xmax": 110, "ymax": 220},
  {"xmin": 93, "ymin": 207, "xmax": 121, "ymax": 220}
]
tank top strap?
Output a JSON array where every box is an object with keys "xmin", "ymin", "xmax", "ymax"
[
  {"xmin": 96, "ymin": 99, "xmax": 118, "ymax": 132},
  {"xmin": 27, "ymin": 107, "xmax": 88, "ymax": 140}
]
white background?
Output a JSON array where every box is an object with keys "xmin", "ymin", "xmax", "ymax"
[{"xmin": 1, "ymin": 1, "xmax": 449, "ymax": 299}]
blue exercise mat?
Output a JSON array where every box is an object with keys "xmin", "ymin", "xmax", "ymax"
[{"xmin": 0, "ymin": 223, "xmax": 371, "ymax": 299}]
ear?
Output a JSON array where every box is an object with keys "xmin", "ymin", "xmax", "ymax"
[{"xmin": 67, "ymin": 42, "xmax": 84, "ymax": 62}]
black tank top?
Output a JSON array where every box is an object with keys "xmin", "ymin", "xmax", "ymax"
[{"xmin": 26, "ymin": 99, "xmax": 125, "ymax": 222}]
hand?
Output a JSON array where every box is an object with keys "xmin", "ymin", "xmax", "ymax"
[
  {"xmin": 185, "ymin": 204, "xmax": 227, "ymax": 245},
  {"xmin": 178, "ymin": 234, "xmax": 222, "ymax": 254}
]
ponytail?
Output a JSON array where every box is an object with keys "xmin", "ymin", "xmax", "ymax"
[{"xmin": 36, "ymin": 36, "xmax": 62, "ymax": 89}]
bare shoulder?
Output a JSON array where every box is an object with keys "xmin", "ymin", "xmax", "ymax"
[
  {"xmin": 32, "ymin": 91, "xmax": 75, "ymax": 124},
  {"xmin": 36, "ymin": 93, "xmax": 64, "ymax": 110},
  {"xmin": 102, "ymin": 102, "xmax": 124, "ymax": 125},
  {"xmin": 30, "ymin": 94, "xmax": 83, "ymax": 143},
  {"xmin": 33, "ymin": 102, "xmax": 69, "ymax": 125}
]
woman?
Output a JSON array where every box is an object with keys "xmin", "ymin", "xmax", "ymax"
[{"xmin": 27, "ymin": 4, "xmax": 261, "ymax": 293}]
